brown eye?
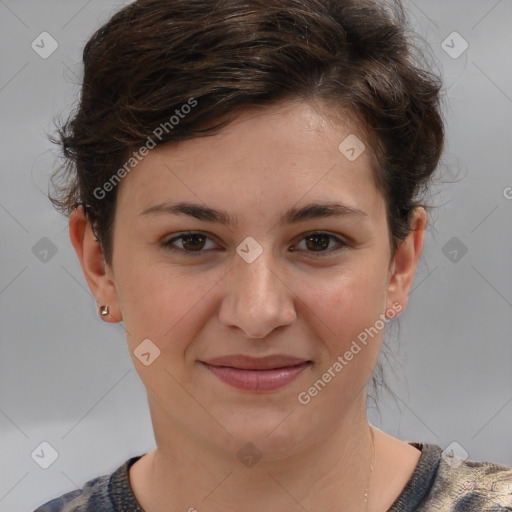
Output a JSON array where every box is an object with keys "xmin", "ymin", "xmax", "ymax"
[
  {"xmin": 179, "ymin": 233, "xmax": 206, "ymax": 251},
  {"xmin": 163, "ymin": 231, "xmax": 218, "ymax": 256},
  {"xmin": 305, "ymin": 233, "xmax": 331, "ymax": 251},
  {"xmin": 292, "ymin": 232, "xmax": 349, "ymax": 256}
]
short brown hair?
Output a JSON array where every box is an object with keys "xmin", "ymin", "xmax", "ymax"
[{"xmin": 50, "ymin": 0, "xmax": 444, "ymax": 268}]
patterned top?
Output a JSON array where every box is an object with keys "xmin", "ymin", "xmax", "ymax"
[{"xmin": 33, "ymin": 442, "xmax": 512, "ymax": 511}]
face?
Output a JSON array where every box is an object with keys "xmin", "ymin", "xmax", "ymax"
[{"xmin": 72, "ymin": 99, "xmax": 424, "ymax": 459}]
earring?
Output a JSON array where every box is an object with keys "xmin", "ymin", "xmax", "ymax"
[{"xmin": 100, "ymin": 305, "xmax": 109, "ymax": 316}]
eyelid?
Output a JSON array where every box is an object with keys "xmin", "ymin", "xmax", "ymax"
[
  {"xmin": 163, "ymin": 231, "xmax": 220, "ymax": 257},
  {"xmin": 292, "ymin": 231, "xmax": 351, "ymax": 254}
]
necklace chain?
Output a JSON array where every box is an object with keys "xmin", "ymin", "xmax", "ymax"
[{"xmin": 363, "ymin": 426, "xmax": 376, "ymax": 512}]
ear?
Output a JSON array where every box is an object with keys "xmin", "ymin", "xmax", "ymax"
[
  {"xmin": 69, "ymin": 206, "xmax": 122, "ymax": 323},
  {"xmin": 385, "ymin": 207, "xmax": 427, "ymax": 315}
]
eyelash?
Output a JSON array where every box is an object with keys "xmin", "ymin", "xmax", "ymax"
[{"xmin": 162, "ymin": 231, "xmax": 350, "ymax": 258}]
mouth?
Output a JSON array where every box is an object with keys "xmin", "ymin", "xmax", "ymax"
[{"xmin": 200, "ymin": 355, "xmax": 312, "ymax": 391}]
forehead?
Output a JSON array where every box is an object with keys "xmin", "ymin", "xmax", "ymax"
[{"xmin": 115, "ymin": 100, "xmax": 384, "ymax": 220}]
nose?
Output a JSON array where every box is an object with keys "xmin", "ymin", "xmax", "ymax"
[{"xmin": 218, "ymin": 250, "xmax": 296, "ymax": 339}]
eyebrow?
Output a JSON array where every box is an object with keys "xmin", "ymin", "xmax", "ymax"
[{"xmin": 139, "ymin": 201, "xmax": 368, "ymax": 227}]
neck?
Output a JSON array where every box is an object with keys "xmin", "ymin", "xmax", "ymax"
[{"xmin": 135, "ymin": 391, "xmax": 377, "ymax": 512}]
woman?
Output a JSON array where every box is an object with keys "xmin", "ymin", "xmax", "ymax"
[{"xmin": 35, "ymin": 0, "xmax": 512, "ymax": 510}]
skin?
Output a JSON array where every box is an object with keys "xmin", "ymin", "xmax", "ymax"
[{"xmin": 70, "ymin": 99, "xmax": 425, "ymax": 512}]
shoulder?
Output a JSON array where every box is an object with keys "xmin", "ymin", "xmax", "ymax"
[
  {"xmin": 422, "ymin": 444, "xmax": 512, "ymax": 511},
  {"xmin": 34, "ymin": 459, "xmax": 132, "ymax": 512},
  {"xmin": 33, "ymin": 454, "xmax": 146, "ymax": 512},
  {"xmin": 32, "ymin": 473, "xmax": 111, "ymax": 512}
]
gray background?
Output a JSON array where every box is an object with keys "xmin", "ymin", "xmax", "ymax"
[{"xmin": 0, "ymin": 0, "xmax": 511, "ymax": 510}]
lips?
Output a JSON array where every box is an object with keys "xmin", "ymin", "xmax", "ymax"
[
  {"xmin": 203, "ymin": 354, "xmax": 310, "ymax": 370},
  {"xmin": 200, "ymin": 354, "xmax": 312, "ymax": 391}
]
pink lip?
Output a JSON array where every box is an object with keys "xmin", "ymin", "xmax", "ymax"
[{"xmin": 200, "ymin": 355, "xmax": 312, "ymax": 391}]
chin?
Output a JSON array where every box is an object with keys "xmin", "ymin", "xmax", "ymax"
[{"xmin": 216, "ymin": 410, "xmax": 313, "ymax": 460}]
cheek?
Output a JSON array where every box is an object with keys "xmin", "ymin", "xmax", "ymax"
[
  {"xmin": 300, "ymin": 261, "xmax": 389, "ymax": 351},
  {"xmin": 116, "ymin": 267, "xmax": 212, "ymax": 398},
  {"xmin": 116, "ymin": 252, "xmax": 188, "ymax": 345},
  {"xmin": 294, "ymin": 269, "xmax": 388, "ymax": 413},
  {"xmin": 116, "ymin": 255, "xmax": 220, "ymax": 356}
]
